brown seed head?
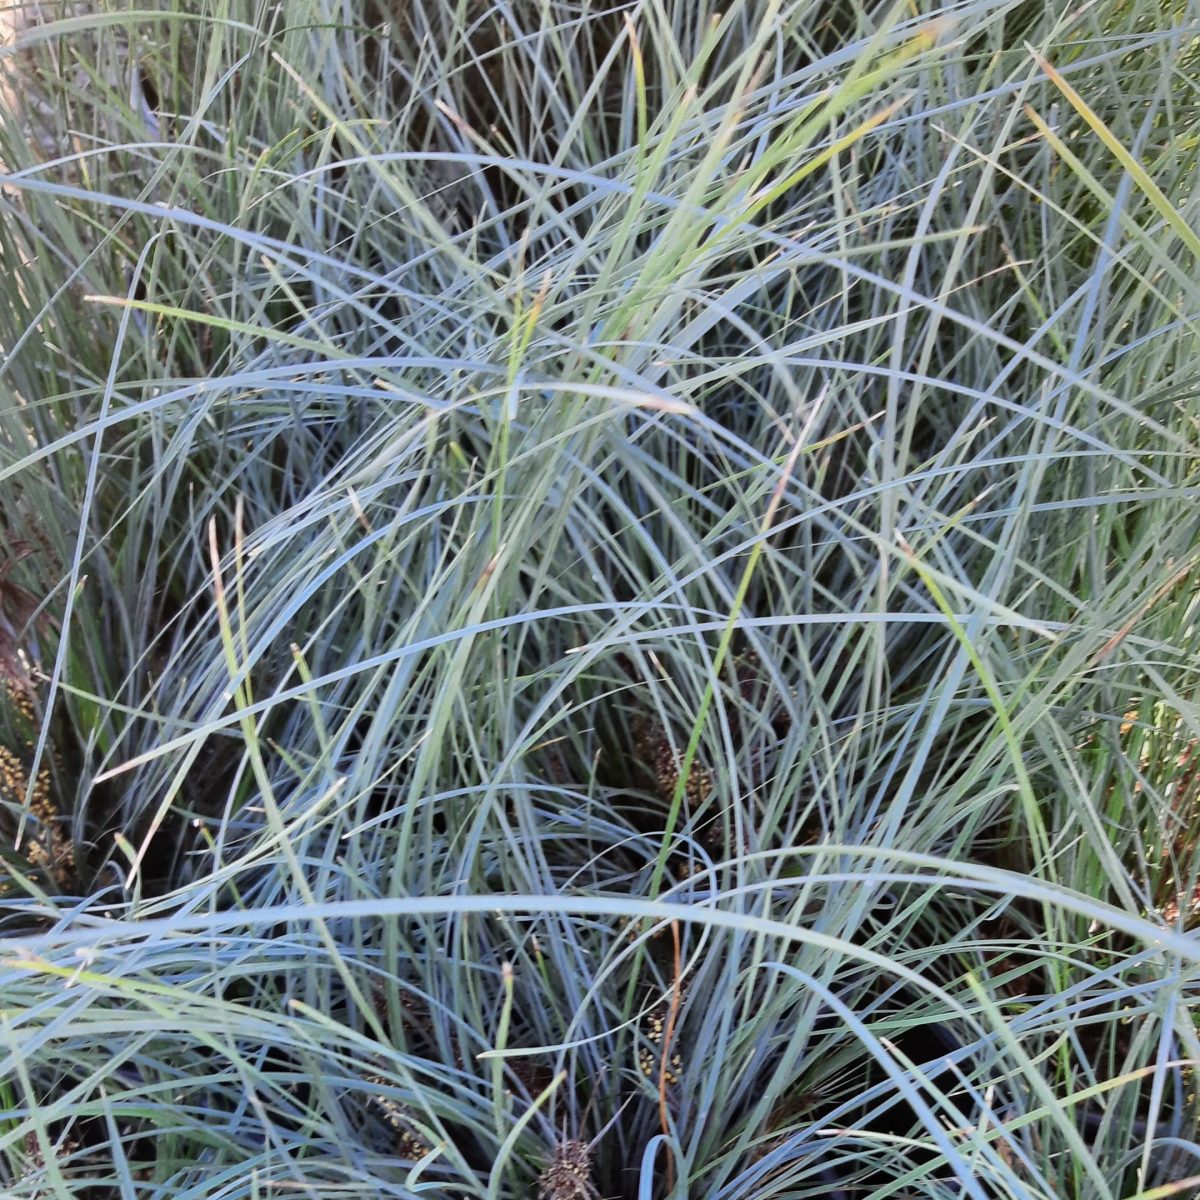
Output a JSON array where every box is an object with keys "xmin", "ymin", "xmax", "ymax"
[
  {"xmin": 365, "ymin": 1074, "xmax": 431, "ymax": 1160},
  {"xmin": 537, "ymin": 1139, "xmax": 597, "ymax": 1200}
]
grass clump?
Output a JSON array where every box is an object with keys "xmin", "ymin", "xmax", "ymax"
[{"xmin": 1, "ymin": 0, "xmax": 1198, "ymax": 1197}]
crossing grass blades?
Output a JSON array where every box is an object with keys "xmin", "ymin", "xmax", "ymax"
[{"xmin": 0, "ymin": 1, "xmax": 1199, "ymax": 1198}]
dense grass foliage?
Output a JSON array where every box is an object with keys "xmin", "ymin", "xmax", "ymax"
[{"xmin": 1, "ymin": 1, "xmax": 1198, "ymax": 1197}]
